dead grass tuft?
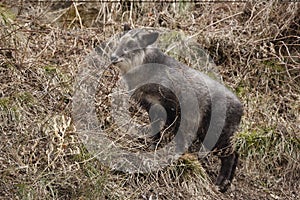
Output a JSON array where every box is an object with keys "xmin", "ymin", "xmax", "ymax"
[{"xmin": 0, "ymin": 1, "xmax": 299, "ymax": 199}]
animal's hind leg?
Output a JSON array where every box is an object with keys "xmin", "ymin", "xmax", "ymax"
[{"xmin": 215, "ymin": 150, "xmax": 239, "ymax": 192}]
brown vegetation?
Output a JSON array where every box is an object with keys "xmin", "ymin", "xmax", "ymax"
[{"xmin": 0, "ymin": 1, "xmax": 299, "ymax": 199}]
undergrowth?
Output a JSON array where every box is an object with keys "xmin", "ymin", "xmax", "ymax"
[{"xmin": 0, "ymin": 1, "xmax": 299, "ymax": 199}]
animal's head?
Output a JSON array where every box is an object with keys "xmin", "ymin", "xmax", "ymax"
[{"xmin": 110, "ymin": 27, "xmax": 159, "ymax": 74}]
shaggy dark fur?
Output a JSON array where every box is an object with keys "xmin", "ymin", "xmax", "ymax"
[{"xmin": 111, "ymin": 28, "xmax": 243, "ymax": 192}]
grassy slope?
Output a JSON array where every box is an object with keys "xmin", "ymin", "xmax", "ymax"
[{"xmin": 0, "ymin": 1, "xmax": 299, "ymax": 200}]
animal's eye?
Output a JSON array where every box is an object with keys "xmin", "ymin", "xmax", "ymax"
[{"xmin": 123, "ymin": 47, "xmax": 129, "ymax": 52}]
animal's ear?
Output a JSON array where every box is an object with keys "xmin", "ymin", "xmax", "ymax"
[
  {"xmin": 123, "ymin": 24, "xmax": 131, "ymax": 31},
  {"xmin": 140, "ymin": 32, "xmax": 159, "ymax": 47}
]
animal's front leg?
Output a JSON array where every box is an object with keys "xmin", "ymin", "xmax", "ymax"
[{"xmin": 148, "ymin": 103, "xmax": 167, "ymax": 150}]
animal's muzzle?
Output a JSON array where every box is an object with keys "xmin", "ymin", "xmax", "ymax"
[{"xmin": 110, "ymin": 55, "xmax": 119, "ymax": 64}]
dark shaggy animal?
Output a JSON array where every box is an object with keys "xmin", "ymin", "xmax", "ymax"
[{"xmin": 110, "ymin": 27, "xmax": 243, "ymax": 192}]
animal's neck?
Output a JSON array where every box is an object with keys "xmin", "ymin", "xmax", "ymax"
[{"xmin": 143, "ymin": 48, "xmax": 170, "ymax": 65}]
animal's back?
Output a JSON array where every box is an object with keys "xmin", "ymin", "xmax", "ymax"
[{"xmin": 141, "ymin": 48, "xmax": 243, "ymax": 152}]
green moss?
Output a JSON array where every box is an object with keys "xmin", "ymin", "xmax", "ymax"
[
  {"xmin": 206, "ymin": 71, "xmax": 219, "ymax": 81},
  {"xmin": 159, "ymin": 31, "xmax": 181, "ymax": 49},
  {"xmin": 15, "ymin": 92, "xmax": 34, "ymax": 103},
  {"xmin": 178, "ymin": 0, "xmax": 191, "ymax": 14},
  {"xmin": 236, "ymin": 129, "xmax": 266, "ymax": 157},
  {"xmin": 0, "ymin": 4, "xmax": 16, "ymax": 25},
  {"xmin": 0, "ymin": 97, "xmax": 21, "ymax": 121},
  {"xmin": 262, "ymin": 60, "xmax": 285, "ymax": 73},
  {"xmin": 72, "ymin": 146, "xmax": 104, "ymax": 176},
  {"xmin": 0, "ymin": 97, "xmax": 10, "ymax": 109},
  {"xmin": 159, "ymin": 31, "xmax": 191, "ymax": 65},
  {"xmin": 236, "ymin": 83, "xmax": 246, "ymax": 96},
  {"xmin": 172, "ymin": 156, "xmax": 207, "ymax": 181},
  {"xmin": 1, "ymin": 62, "xmax": 13, "ymax": 69},
  {"xmin": 43, "ymin": 65, "xmax": 57, "ymax": 74},
  {"xmin": 16, "ymin": 183, "xmax": 32, "ymax": 200},
  {"xmin": 43, "ymin": 66, "xmax": 72, "ymax": 88},
  {"xmin": 71, "ymin": 146, "xmax": 111, "ymax": 199},
  {"xmin": 235, "ymin": 126, "xmax": 300, "ymax": 175}
]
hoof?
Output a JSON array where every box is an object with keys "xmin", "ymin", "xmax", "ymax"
[{"xmin": 216, "ymin": 179, "xmax": 231, "ymax": 193}]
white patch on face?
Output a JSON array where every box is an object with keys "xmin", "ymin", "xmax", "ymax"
[
  {"xmin": 114, "ymin": 60, "xmax": 131, "ymax": 74},
  {"xmin": 131, "ymin": 50, "xmax": 145, "ymax": 67},
  {"xmin": 114, "ymin": 49, "xmax": 146, "ymax": 74}
]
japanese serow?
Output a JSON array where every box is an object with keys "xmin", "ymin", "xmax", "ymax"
[{"xmin": 110, "ymin": 27, "xmax": 243, "ymax": 192}]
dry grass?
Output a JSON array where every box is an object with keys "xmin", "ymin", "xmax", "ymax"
[{"xmin": 0, "ymin": 1, "xmax": 299, "ymax": 200}]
